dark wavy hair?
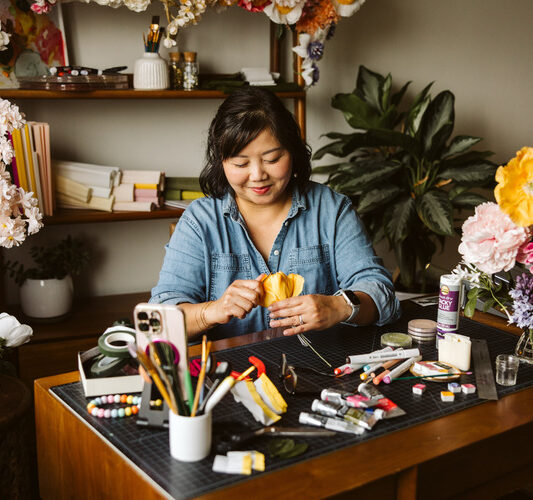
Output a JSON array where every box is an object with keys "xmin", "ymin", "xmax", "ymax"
[{"xmin": 200, "ymin": 87, "xmax": 311, "ymax": 198}]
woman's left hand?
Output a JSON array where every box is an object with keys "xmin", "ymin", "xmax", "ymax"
[{"xmin": 268, "ymin": 294, "xmax": 349, "ymax": 335}]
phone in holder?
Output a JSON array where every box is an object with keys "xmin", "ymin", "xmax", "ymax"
[{"xmin": 133, "ymin": 302, "xmax": 189, "ymax": 399}]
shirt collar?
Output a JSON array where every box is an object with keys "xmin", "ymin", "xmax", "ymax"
[{"xmin": 222, "ymin": 184, "xmax": 308, "ymax": 222}]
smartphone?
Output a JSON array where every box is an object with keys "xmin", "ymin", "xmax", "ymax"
[{"xmin": 133, "ymin": 302, "xmax": 188, "ymax": 396}]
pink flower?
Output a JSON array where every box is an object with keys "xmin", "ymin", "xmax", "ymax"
[
  {"xmin": 238, "ymin": 0, "xmax": 271, "ymax": 13},
  {"xmin": 458, "ymin": 202, "xmax": 531, "ymax": 274},
  {"xmin": 517, "ymin": 240, "xmax": 533, "ymax": 272}
]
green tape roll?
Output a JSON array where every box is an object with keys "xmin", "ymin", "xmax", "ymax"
[
  {"xmin": 97, "ymin": 327, "xmax": 136, "ymax": 359},
  {"xmin": 90, "ymin": 354, "xmax": 129, "ymax": 377}
]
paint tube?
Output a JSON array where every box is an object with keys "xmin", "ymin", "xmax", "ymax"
[
  {"xmin": 299, "ymin": 411, "xmax": 365, "ymax": 435},
  {"xmin": 357, "ymin": 382, "xmax": 406, "ymax": 418},
  {"xmin": 311, "ymin": 399, "xmax": 384, "ymax": 430},
  {"xmin": 320, "ymin": 388, "xmax": 378, "ymax": 408}
]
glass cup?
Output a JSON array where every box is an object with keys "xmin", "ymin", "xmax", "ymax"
[{"xmin": 495, "ymin": 354, "xmax": 520, "ymax": 386}]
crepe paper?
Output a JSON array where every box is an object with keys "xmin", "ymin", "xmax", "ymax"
[
  {"xmin": 254, "ymin": 373, "xmax": 287, "ymax": 414},
  {"xmin": 260, "ymin": 272, "xmax": 304, "ymax": 307},
  {"xmin": 461, "ymin": 383, "xmax": 477, "ymax": 394},
  {"xmin": 227, "ymin": 451, "xmax": 265, "ymax": 472},
  {"xmin": 447, "ymin": 382, "xmax": 461, "ymax": 393},
  {"xmin": 231, "ymin": 380, "xmax": 281, "ymax": 426},
  {"xmin": 412, "ymin": 383, "xmax": 426, "ymax": 395},
  {"xmin": 212, "ymin": 454, "xmax": 252, "ymax": 475}
]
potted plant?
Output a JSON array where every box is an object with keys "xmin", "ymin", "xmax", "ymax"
[
  {"xmin": 4, "ymin": 235, "xmax": 90, "ymax": 319},
  {"xmin": 312, "ymin": 65, "xmax": 497, "ymax": 291}
]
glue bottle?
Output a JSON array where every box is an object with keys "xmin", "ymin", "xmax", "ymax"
[{"xmin": 437, "ymin": 274, "xmax": 464, "ymax": 344}]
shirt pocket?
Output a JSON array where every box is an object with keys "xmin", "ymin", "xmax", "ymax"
[
  {"xmin": 209, "ymin": 253, "xmax": 252, "ymax": 301},
  {"xmin": 289, "ymin": 244, "xmax": 334, "ymax": 295}
]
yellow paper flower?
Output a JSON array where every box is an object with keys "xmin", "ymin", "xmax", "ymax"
[
  {"xmin": 260, "ymin": 271, "xmax": 304, "ymax": 307},
  {"xmin": 495, "ymin": 147, "xmax": 533, "ymax": 227}
]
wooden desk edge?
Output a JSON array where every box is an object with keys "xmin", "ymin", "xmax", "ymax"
[{"xmin": 34, "ymin": 371, "xmax": 533, "ymax": 499}]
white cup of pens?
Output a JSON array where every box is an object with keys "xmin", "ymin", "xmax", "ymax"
[
  {"xmin": 133, "ymin": 303, "xmax": 255, "ymax": 462},
  {"xmin": 133, "ymin": 15, "xmax": 169, "ymax": 90}
]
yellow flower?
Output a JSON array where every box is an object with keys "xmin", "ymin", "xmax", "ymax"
[
  {"xmin": 260, "ymin": 272, "xmax": 304, "ymax": 307},
  {"xmin": 494, "ymin": 147, "xmax": 533, "ymax": 227}
]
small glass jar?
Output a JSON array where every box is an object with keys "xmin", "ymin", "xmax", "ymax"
[
  {"xmin": 182, "ymin": 51, "xmax": 199, "ymax": 91},
  {"xmin": 168, "ymin": 52, "xmax": 183, "ymax": 90}
]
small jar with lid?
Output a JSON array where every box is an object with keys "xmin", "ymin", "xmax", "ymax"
[
  {"xmin": 168, "ymin": 52, "xmax": 183, "ymax": 90},
  {"xmin": 182, "ymin": 51, "xmax": 199, "ymax": 91}
]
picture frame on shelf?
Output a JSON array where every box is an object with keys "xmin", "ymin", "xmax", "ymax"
[{"xmin": 0, "ymin": 0, "xmax": 68, "ymax": 88}]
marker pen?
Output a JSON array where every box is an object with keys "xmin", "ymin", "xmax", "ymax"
[
  {"xmin": 299, "ymin": 412, "xmax": 365, "ymax": 435},
  {"xmin": 346, "ymin": 348, "xmax": 420, "ymax": 365},
  {"xmin": 345, "ymin": 346, "xmax": 393, "ymax": 368},
  {"xmin": 383, "ymin": 355, "xmax": 422, "ymax": 384},
  {"xmin": 203, "ymin": 375, "xmax": 235, "ymax": 414},
  {"xmin": 371, "ymin": 359, "xmax": 401, "ymax": 385}
]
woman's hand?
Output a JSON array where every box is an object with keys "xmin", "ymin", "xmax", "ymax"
[
  {"xmin": 206, "ymin": 274, "xmax": 266, "ymax": 325},
  {"xmin": 268, "ymin": 294, "xmax": 350, "ymax": 335}
]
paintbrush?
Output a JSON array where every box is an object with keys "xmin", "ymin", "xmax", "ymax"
[
  {"xmin": 394, "ymin": 371, "xmax": 473, "ymax": 380},
  {"xmin": 191, "ymin": 336, "xmax": 211, "ymax": 417}
]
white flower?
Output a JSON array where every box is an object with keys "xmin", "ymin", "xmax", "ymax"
[
  {"xmin": 0, "ymin": 136, "xmax": 14, "ymax": 165},
  {"xmin": 25, "ymin": 206, "xmax": 43, "ymax": 234},
  {"xmin": 332, "ymin": 0, "xmax": 365, "ymax": 17},
  {"xmin": 0, "ymin": 313, "xmax": 32, "ymax": 348},
  {"xmin": 0, "ymin": 216, "xmax": 25, "ymax": 247},
  {"xmin": 264, "ymin": 0, "xmax": 306, "ymax": 25},
  {"xmin": 0, "ymin": 30, "xmax": 10, "ymax": 52}
]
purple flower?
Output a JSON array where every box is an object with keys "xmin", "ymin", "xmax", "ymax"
[
  {"xmin": 311, "ymin": 63, "xmax": 320, "ymax": 85},
  {"xmin": 509, "ymin": 272, "xmax": 533, "ymax": 329},
  {"xmin": 307, "ymin": 41, "xmax": 324, "ymax": 61}
]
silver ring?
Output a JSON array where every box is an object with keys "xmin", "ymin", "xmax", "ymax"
[{"xmin": 298, "ymin": 314, "xmax": 303, "ymax": 326}]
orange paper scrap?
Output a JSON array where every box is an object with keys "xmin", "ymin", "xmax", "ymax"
[{"xmin": 260, "ymin": 272, "xmax": 304, "ymax": 308}]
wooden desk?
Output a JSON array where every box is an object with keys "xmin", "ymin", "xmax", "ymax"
[{"xmin": 34, "ymin": 304, "xmax": 533, "ymax": 500}]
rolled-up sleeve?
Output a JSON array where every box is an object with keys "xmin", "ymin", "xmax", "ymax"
[
  {"xmin": 150, "ymin": 213, "xmax": 207, "ymax": 306},
  {"xmin": 334, "ymin": 198, "xmax": 401, "ymax": 326}
]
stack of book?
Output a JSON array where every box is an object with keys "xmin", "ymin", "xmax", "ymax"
[
  {"xmin": 9, "ymin": 122, "xmax": 53, "ymax": 216},
  {"xmin": 164, "ymin": 177, "xmax": 204, "ymax": 209},
  {"xmin": 53, "ymin": 160, "xmax": 121, "ymax": 212},
  {"xmin": 113, "ymin": 170, "xmax": 165, "ymax": 212}
]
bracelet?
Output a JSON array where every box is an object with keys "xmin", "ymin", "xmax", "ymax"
[
  {"xmin": 87, "ymin": 394, "xmax": 141, "ymax": 419},
  {"xmin": 199, "ymin": 301, "xmax": 213, "ymax": 331}
]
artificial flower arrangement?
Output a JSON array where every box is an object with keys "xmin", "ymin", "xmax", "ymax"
[
  {"xmin": 30, "ymin": 0, "xmax": 366, "ymax": 87},
  {"xmin": 453, "ymin": 147, "xmax": 533, "ymax": 361},
  {"xmin": 0, "ymin": 98, "xmax": 43, "ymax": 248}
]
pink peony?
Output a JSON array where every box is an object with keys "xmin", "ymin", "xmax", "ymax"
[
  {"xmin": 458, "ymin": 202, "xmax": 531, "ymax": 274},
  {"xmin": 516, "ymin": 240, "xmax": 533, "ymax": 272}
]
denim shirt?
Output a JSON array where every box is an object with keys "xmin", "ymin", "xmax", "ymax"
[{"xmin": 151, "ymin": 181, "xmax": 400, "ymax": 340}]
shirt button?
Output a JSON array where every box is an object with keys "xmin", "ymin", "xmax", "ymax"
[
  {"xmin": 284, "ymin": 221, "xmax": 289, "ymax": 226},
  {"xmin": 274, "ymin": 250, "xmax": 279, "ymax": 256}
]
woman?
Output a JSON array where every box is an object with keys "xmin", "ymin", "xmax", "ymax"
[{"xmin": 151, "ymin": 87, "xmax": 400, "ymax": 340}]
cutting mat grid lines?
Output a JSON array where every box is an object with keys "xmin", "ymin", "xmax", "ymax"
[{"xmin": 51, "ymin": 305, "xmax": 533, "ymax": 499}]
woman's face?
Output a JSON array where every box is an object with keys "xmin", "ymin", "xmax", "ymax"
[{"xmin": 222, "ymin": 128, "xmax": 292, "ymax": 208}]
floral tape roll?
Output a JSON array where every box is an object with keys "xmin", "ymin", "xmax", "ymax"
[
  {"xmin": 97, "ymin": 327, "xmax": 137, "ymax": 358},
  {"xmin": 381, "ymin": 332, "xmax": 413, "ymax": 348}
]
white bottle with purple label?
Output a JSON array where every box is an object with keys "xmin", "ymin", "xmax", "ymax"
[{"xmin": 437, "ymin": 274, "xmax": 464, "ymax": 345}]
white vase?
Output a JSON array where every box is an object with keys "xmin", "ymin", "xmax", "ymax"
[
  {"xmin": 20, "ymin": 275, "xmax": 74, "ymax": 319},
  {"xmin": 133, "ymin": 52, "xmax": 169, "ymax": 90}
]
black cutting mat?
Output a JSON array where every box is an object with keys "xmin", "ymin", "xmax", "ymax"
[{"xmin": 51, "ymin": 304, "xmax": 533, "ymax": 499}]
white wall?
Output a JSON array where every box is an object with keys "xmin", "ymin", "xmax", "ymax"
[{"xmin": 4, "ymin": 0, "xmax": 533, "ymax": 302}]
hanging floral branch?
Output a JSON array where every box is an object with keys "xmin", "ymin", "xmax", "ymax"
[{"xmin": 30, "ymin": 0, "xmax": 366, "ymax": 86}]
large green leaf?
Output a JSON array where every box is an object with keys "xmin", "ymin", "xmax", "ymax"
[
  {"xmin": 313, "ymin": 140, "xmax": 350, "ymax": 160},
  {"xmin": 405, "ymin": 82, "xmax": 433, "ymax": 135},
  {"xmin": 336, "ymin": 161, "xmax": 402, "ymax": 192},
  {"xmin": 384, "ymin": 196, "xmax": 416, "ymax": 244},
  {"xmin": 355, "ymin": 65, "xmax": 385, "ymax": 112},
  {"xmin": 332, "ymin": 93, "xmax": 383, "ymax": 130},
  {"xmin": 390, "ymin": 81, "xmax": 411, "ymax": 107},
  {"xmin": 419, "ymin": 91, "xmax": 455, "ymax": 159},
  {"xmin": 438, "ymin": 161, "xmax": 497, "ymax": 185},
  {"xmin": 343, "ymin": 129, "xmax": 422, "ymax": 158},
  {"xmin": 441, "ymin": 150, "xmax": 494, "ymax": 167},
  {"xmin": 357, "ymin": 184, "xmax": 402, "ymax": 214},
  {"xmin": 416, "ymin": 189, "xmax": 454, "ymax": 236},
  {"xmin": 441, "ymin": 135, "xmax": 482, "ymax": 158},
  {"xmin": 311, "ymin": 162, "xmax": 354, "ymax": 175},
  {"xmin": 451, "ymin": 192, "xmax": 488, "ymax": 208},
  {"xmin": 320, "ymin": 132, "xmax": 357, "ymax": 141}
]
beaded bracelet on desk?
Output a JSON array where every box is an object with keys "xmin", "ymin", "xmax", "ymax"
[{"xmin": 87, "ymin": 394, "xmax": 141, "ymax": 419}]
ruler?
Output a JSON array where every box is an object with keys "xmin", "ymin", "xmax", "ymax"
[{"xmin": 471, "ymin": 339, "xmax": 499, "ymax": 400}]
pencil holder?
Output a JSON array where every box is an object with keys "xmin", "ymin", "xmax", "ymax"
[
  {"xmin": 169, "ymin": 410, "xmax": 212, "ymax": 462},
  {"xmin": 133, "ymin": 52, "xmax": 169, "ymax": 90}
]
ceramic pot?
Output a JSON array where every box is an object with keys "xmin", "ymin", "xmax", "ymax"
[
  {"xmin": 20, "ymin": 275, "xmax": 73, "ymax": 319},
  {"xmin": 133, "ymin": 52, "xmax": 169, "ymax": 90}
]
